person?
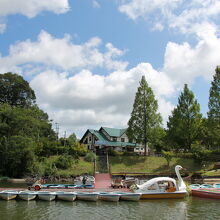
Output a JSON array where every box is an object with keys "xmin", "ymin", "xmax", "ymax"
[
  {"xmin": 82, "ymin": 176, "xmax": 87, "ymax": 185},
  {"xmin": 167, "ymin": 181, "xmax": 176, "ymax": 192}
]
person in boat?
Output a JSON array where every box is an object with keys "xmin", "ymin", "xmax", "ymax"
[
  {"xmin": 82, "ymin": 176, "xmax": 87, "ymax": 185},
  {"xmin": 166, "ymin": 181, "xmax": 176, "ymax": 192}
]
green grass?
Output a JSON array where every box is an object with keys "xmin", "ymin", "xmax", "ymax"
[
  {"xmin": 109, "ymin": 156, "xmax": 216, "ymax": 175},
  {"xmin": 57, "ymin": 159, "xmax": 94, "ymax": 177}
]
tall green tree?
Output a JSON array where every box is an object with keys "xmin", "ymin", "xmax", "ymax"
[
  {"xmin": 0, "ymin": 72, "xmax": 36, "ymax": 107},
  {"xmin": 166, "ymin": 84, "xmax": 202, "ymax": 151},
  {"xmin": 207, "ymin": 66, "xmax": 220, "ymax": 149},
  {"xmin": 127, "ymin": 75, "xmax": 162, "ymax": 155}
]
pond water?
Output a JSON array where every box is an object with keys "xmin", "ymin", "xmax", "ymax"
[{"xmin": 0, "ymin": 197, "xmax": 220, "ymax": 220}]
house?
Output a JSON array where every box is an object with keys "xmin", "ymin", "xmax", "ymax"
[{"xmin": 80, "ymin": 127, "xmax": 147, "ymax": 155}]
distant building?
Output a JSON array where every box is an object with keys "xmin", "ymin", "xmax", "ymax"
[{"xmin": 80, "ymin": 127, "xmax": 147, "ymax": 155}]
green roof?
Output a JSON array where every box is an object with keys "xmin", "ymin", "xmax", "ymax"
[
  {"xmin": 87, "ymin": 128, "xmax": 137, "ymax": 147},
  {"xmin": 101, "ymin": 127, "xmax": 126, "ymax": 137}
]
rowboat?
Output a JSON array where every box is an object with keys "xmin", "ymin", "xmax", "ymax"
[
  {"xmin": 200, "ymin": 184, "xmax": 213, "ymax": 189},
  {"xmin": 37, "ymin": 191, "xmax": 56, "ymax": 201},
  {"xmin": 76, "ymin": 192, "xmax": 99, "ymax": 201},
  {"xmin": 114, "ymin": 192, "xmax": 141, "ymax": 201},
  {"xmin": 192, "ymin": 188, "xmax": 220, "ymax": 199},
  {"xmin": 213, "ymin": 183, "xmax": 220, "ymax": 188},
  {"xmin": 98, "ymin": 192, "xmax": 120, "ymax": 202},
  {"xmin": 133, "ymin": 165, "xmax": 187, "ymax": 199},
  {"xmin": 55, "ymin": 191, "xmax": 77, "ymax": 201},
  {"xmin": 0, "ymin": 190, "xmax": 18, "ymax": 200},
  {"xmin": 18, "ymin": 191, "xmax": 37, "ymax": 201}
]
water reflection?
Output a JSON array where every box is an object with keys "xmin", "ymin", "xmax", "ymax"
[{"xmin": 0, "ymin": 198, "xmax": 220, "ymax": 220}]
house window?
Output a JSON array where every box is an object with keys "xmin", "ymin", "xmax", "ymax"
[
  {"xmin": 89, "ymin": 137, "xmax": 92, "ymax": 142},
  {"xmin": 121, "ymin": 138, "xmax": 125, "ymax": 142},
  {"xmin": 113, "ymin": 137, "xmax": 117, "ymax": 142}
]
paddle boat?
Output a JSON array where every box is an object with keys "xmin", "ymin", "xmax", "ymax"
[
  {"xmin": 37, "ymin": 191, "xmax": 56, "ymax": 201},
  {"xmin": 114, "ymin": 192, "xmax": 141, "ymax": 201},
  {"xmin": 200, "ymin": 184, "xmax": 213, "ymax": 189},
  {"xmin": 76, "ymin": 192, "xmax": 99, "ymax": 201},
  {"xmin": 55, "ymin": 191, "xmax": 77, "ymax": 201},
  {"xmin": 192, "ymin": 188, "xmax": 220, "ymax": 199},
  {"xmin": 189, "ymin": 184, "xmax": 201, "ymax": 189},
  {"xmin": 98, "ymin": 192, "xmax": 120, "ymax": 202},
  {"xmin": 133, "ymin": 165, "xmax": 187, "ymax": 199},
  {"xmin": 0, "ymin": 190, "xmax": 18, "ymax": 200},
  {"xmin": 18, "ymin": 191, "xmax": 37, "ymax": 201},
  {"xmin": 213, "ymin": 183, "xmax": 220, "ymax": 188}
]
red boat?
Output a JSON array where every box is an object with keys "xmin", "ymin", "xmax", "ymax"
[{"xmin": 192, "ymin": 188, "xmax": 220, "ymax": 199}]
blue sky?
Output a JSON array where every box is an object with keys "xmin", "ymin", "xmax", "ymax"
[{"xmin": 0, "ymin": 0, "xmax": 220, "ymax": 137}]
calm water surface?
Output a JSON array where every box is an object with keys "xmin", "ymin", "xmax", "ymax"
[{"xmin": 0, "ymin": 197, "xmax": 220, "ymax": 220}]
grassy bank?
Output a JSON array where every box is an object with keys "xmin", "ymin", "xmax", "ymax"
[{"xmin": 109, "ymin": 156, "xmax": 216, "ymax": 176}]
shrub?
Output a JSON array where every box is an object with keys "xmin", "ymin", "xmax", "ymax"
[
  {"xmin": 54, "ymin": 155, "xmax": 72, "ymax": 169},
  {"xmin": 84, "ymin": 152, "xmax": 96, "ymax": 162},
  {"xmin": 108, "ymin": 149, "xmax": 123, "ymax": 156}
]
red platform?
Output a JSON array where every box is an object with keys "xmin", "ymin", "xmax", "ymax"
[{"xmin": 94, "ymin": 173, "xmax": 112, "ymax": 189}]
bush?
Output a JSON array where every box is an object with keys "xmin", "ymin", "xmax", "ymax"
[
  {"xmin": 54, "ymin": 155, "xmax": 73, "ymax": 169},
  {"xmin": 108, "ymin": 149, "xmax": 123, "ymax": 156},
  {"xmin": 84, "ymin": 152, "xmax": 96, "ymax": 162}
]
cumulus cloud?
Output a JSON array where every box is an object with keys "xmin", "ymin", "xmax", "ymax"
[
  {"xmin": 1, "ymin": 29, "xmax": 220, "ymax": 136},
  {"xmin": 0, "ymin": 30, "xmax": 128, "ymax": 74},
  {"xmin": 118, "ymin": 0, "xmax": 220, "ymax": 35},
  {"xmin": 164, "ymin": 24, "xmax": 220, "ymax": 84},
  {"xmin": 0, "ymin": 0, "xmax": 69, "ymax": 18},
  {"xmin": 0, "ymin": 0, "xmax": 70, "ymax": 33},
  {"xmin": 30, "ymin": 62, "xmax": 176, "ymax": 135}
]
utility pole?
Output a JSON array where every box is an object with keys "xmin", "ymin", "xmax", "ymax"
[
  {"xmin": 55, "ymin": 123, "xmax": 59, "ymax": 140},
  {"xmin": 64, "ymin": 131, "xmax": 66, "ymax": 147}
]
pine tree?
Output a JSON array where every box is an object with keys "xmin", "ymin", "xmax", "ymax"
[
  {"xmin": 166, "ymin": 84, "xmax": 202, "ymax": 151},
  {"xmin": 127, "ymin": 75, "xmax": 162, "ymax": 155},
  {"xmin": 207, "ymin": 66, "xmax": 220, "ymax": 148}
]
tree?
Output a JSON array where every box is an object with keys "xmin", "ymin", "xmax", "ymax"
[
  {"xmin": 207, "ymin": 66, "xmax": 220, "ymax": 149},
  {"xmin": 0, "ymin": 72, "xmax": 36, "ymax": 107},
  {"xmin": 127, "ymin": 75, "xmax": 162, "ymax": 155},
  {"xmin": 166, "ymin": 84, "xmax": 202, "ymax": 151}
]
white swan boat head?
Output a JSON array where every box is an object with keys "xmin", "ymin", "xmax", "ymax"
[{"xmin": 133, "ymin": 165, "xmax": 187, "ymax": 199}]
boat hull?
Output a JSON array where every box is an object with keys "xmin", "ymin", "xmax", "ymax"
[
  {"xmin": 98, "ymin": 193, "xmax": 120, "ymax": 202},
  {"xmin": 76, "ymin": 193, "xmax": 98, "ymax": 201},
  {"xmin": 140, "ymin": 192, "xmax": 186, "ymax": 199},
  {"xmin": 19, "ymin": 191, "xmax": 37, "ymax": 201},
  {"xmin": 192, "ymin": 189, "xmax": 220, "ymax": 199},
  {"xmin": 116, "ymin": 192, "xmax": 141, "ymax": 201},
  {"xmin": 56, "ymin": 192, "xmax": 76, "ymax": 201},
  {"xmin": 0, "ymin": 191, "xmax": 18, "ymax": 200},
  {"xmin": 37, "ymin": 192, "xmax": 56, "ymax": 201}
]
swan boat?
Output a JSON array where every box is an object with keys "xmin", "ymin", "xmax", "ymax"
[
  {"xmin": 133, "ymin": 165, "xmax": 187, "ymax": 199},
  {"xmin": 98, "ymin": 192, "xmax": 120, "ymax": 202},
  {"xmin": 0, "ymin": 190, "xmax": 18, "ymax": 200},
  {"xmin": 37, "ymin": 191, "xmax": 56, "ymax": 201},
  {"xmin": 18, "ymin": 191, "xmax": 37, "ymax": 201},
  {"xmin": 55, "ymin": 191, "xmax": 77, "ymax": 201},
  {"xmin": 76, "ymin": 192, "xmax": 99, "ymax": 201}
]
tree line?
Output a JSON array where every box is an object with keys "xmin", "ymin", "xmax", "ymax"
[
  {"xmin": 127, "ymin": 67, "xmax": 220, "ymax": 162},
  {"xmin": 0, "ymin": 73, "xmax": 89, "ymax": 177}
]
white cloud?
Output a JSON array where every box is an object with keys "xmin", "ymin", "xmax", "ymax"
[
  {"xmin": 1, "ymin": 29, "xmax": 220, "ymax": 136},
  {"xmin": 118, "ymin": 0, "xmax": 220, "ymax": 36},
  {"xmin": 0, "ymin": 30, "xmax": 128, "ymax": 73},
  {"xmin": 0, "ymin": 0, "xmax": 70, "ymax": 33},
  {"xmin": 92, "ymin": 0, "xmax": 101, "ymax": 8},
  {"xmin": 30, "ymin": 63, "xmax": 175, "ymax": 135},
  {"xmin": 163, "ymin": 24, "xmax": 220, "ymax": 84},
  {"xmin": 0, "ymin": 0, "xmax": 69, "ymax": 18}
]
